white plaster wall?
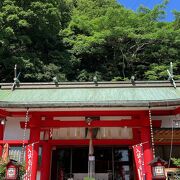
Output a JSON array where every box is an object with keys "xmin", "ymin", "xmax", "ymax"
[
  {"xmin": 53, "ymin": 116, "xmax": 84, "ymax": 121},
  {"xmin": 52, "ymin": 127, "xmax": 132, "ymax": 140},
  {"xmin": 152, "ymin": 114, "xmax": 180, "ymax": 128},
  {"xmin": 101, "ymin": 116, "xmax": 131, "ymax": 120},
  {"xmin": 4, "ymin": 117, "xmax": 30, "ymax": 140},
  {"xmin": 53, "ymin": 116, "xmax": 131, "ymax": 121}
]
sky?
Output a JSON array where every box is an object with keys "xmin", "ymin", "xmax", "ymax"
[{"xmin": 117, "ymin": 0, "xmax": 180, "ymax": 21}]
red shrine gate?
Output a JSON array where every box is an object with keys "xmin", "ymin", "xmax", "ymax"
[
  {"xmin": 0, "ymin": 108, "xmax": 173, "ymax": 180},
  {"xmin": 0, "ymin": 81, "xmax": 180, "ymax": 180}
]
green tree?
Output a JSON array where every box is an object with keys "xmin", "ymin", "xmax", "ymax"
[
  {"xmin": 0, "ymin": 0, "xmax": 179, "ymax": 82},
  {"xmin": 63, "ymin": 0, "xmax": 180, "ymax": 81},
  {"xmin": 0, "ymin": 0, "xmax": 71, "ymax": 82}
]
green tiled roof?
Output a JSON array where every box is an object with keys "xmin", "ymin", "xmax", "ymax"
[{"xmin": 0, "ymin": 81, "xmax": 179, "ymax": 108}]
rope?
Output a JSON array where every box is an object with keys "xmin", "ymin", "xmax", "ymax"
[
  {"xmin": 29, "ymin": 143, "xmax": 34, "ymax": 179},
  {"xmin": 168, "ymin": 118, "xmax": 174, "ymax": 168},
  {"xmin": 149, "ymin": 106, "xmax": 155, "ymax": 158},
  {"xmin": 21, "ymin": 108, "xmax": 29, "ymax": 163}
]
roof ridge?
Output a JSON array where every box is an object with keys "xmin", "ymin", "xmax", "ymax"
[{"xmin": 0, "ymin": 80, "xmax": 180, "ymax": 89}]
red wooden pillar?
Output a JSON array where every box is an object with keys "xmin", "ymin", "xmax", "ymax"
[
  {"xmin": 132, "ymin": 128, "xmax": 140, "ymax": 180},
  {"xmin": 0, "ymin": 124, "xmax": 4, "ymax": 156},
  {"xmin": 40, "ymin": 142, "xmax": 52, "ymax": 180},
  {"xmin": 29, "ymin": 115, "xmax": 41, "ymax": 180},
  {"xmin": 141, "ymin": 116, "xmax": 153, "ymax": 180}
]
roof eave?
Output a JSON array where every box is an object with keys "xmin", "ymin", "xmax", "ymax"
[{"xmin": 0, "ymin": 99, "xmax": 179, "ymax": 108}]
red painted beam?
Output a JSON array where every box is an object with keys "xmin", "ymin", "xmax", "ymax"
[
  {"xmin": 155, "ymin": 141, "xmax": 180, "ymax": 145},
  {"xmin": 132, "ymin": 128, "xmax": 140, "ymax": 140},
  {"xmin": 9, "ymin": 109, "xmax": 179, "ymax": 117},
  {"xmin": 0, "ymin": 109, "xmax": 10, "ymax": 117},
  {"xmin": 0, "ymin": 140, "xmax": 28, "ymax": 145},
  {"xmin": 10, "ymin": 110, "xmax": 147, "ymax": 117},
  {"xmin": 48, "ymin": 139, "xmax": 138, "ymax": 146},
  {"xmin": 20, "ymin": 120, "xmax": 161, "ymax": 128},
  {"xmin": 42, "ymin": 119, "xmax": 141, "ymax": 128},
  {"xmin": 152, "ymin": 120, "xmax": 162, "ymax": 127},
  {"xmin": 2, "ymin": 139, "xmax": 180, "ymax": 146},
  {"xmin": 151, "ymin": 108, "xmax": 180, "ymax": 116},
  {"xmin": 151, "ymin": 109, "xmax": 177, "ymax": 116},
  {"xmin": 174, "ymin": 107, "xmax": 180, "ymax": 115}
]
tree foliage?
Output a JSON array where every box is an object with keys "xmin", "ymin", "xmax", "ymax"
[
  {"xmin": 171, "ymin": 158, "xmax": 180, "ymax": 167},
  {"xmin": 0, "ymin": 0, "xmax": 179, "ymax": 82}
]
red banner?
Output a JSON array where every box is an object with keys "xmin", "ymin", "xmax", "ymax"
[
  {"xmin": 24, "ymin": 144, "xmax": 34, "ymax": 180},
  {"xmin": 133, "ymin": 144, "xmax": 145, "ymax": 180}
]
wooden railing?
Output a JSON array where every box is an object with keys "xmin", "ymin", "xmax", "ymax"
[{"xmin": 9, "ymin": 149, "xmax": 25, "ymax": 162}]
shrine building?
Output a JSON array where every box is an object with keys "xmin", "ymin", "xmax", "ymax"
[{"xmin": 0, "ymin": 80, "xmax": 180, "ymax": 180}]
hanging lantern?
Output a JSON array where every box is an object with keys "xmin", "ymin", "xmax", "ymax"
[
  {"xmin": 6, "ymin": 159, "xmax": 20, "ymax": 180},
  {"xmin": 149, "ymin": 157, "xmax": 167, "ymax": 180}
]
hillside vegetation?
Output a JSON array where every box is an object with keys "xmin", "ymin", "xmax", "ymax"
[{"xmin": 0, "ymin": 0, "xmax": 179, "ymax": 82}]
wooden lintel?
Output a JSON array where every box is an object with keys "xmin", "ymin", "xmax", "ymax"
[
  {"xmin": 47, "ymin": 139, "xmax": 138, "ymax": 146},
  {"xmin": 0, "ymin": 140, "xmax": 28, "ymax": 145},
  {"xmin": 155, "ymin": 141, "xmax": 180, "ymax": 145},
  {"xmin": 20, "ymin": 119, "xmax": 161, "ymax": 129}
]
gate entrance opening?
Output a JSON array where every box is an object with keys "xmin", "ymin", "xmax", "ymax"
[{"xmin": 51, "ymin": 147, "xmax": 134, "ymax": 180}]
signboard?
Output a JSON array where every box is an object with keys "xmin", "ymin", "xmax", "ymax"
[
  {"xmin": 24, "ymin": 144, "xmax": 34, "ymax": 180},
  {"xmin": 153, "ymin": 166, "xmax": 165, "ymax": 176},
  {"xmin": 6, "ymin": 167, "xmax": 16, "ymax": 178},
  {"xmin": 133, "ymin": 144, "xmax": 145, "ymax": 180}
]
